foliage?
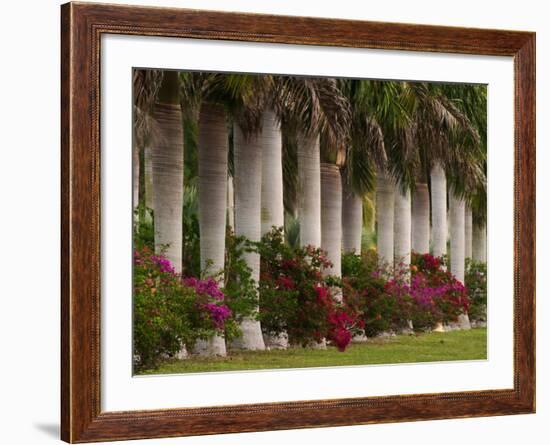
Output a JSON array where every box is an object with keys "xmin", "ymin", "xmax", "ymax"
[
  {"xmin": 181, "ymin": 184, "xmax": 201, "ymax": 277},
  {"xmin": 341, "ymin": 251, "xmax": 470, "ymax": 336},
  {"xmin": 133, "ymin": 207, "xmax": 155, "ymax": 251},
  {"xmin": 408, "ymin": 253, "xmax": 470, "ymax": 328},
  {"xmin": 465, "ymin": 259, "xmax": 487, "ymax": 321},
  {"xmin": 133, "ymin": 247, "xmax": 230, "ymax": 371},
  {"xmin": 255, "ymin": 227, "xmax": 360, "ymax": 350},
  {"xmin": 342, "ymin": 251, "xmax": 410, "ymax": 337},
  {"xmin": 221, "ymin": 230, "xmax": 263, "ymax": 341}
]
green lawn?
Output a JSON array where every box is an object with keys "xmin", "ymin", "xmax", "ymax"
[{"xmin": 137, "ymin": 327, "xmax": 486, "ymax": 375}]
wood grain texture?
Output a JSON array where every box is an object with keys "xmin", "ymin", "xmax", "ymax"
[{"xmin": 60, "ymin": 2, "xmax": 536, "ymax": 442}]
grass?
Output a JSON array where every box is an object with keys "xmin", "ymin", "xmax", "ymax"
[{"xmin": 137, "ymin": 327, "xmax": 487, "ymax": 375}]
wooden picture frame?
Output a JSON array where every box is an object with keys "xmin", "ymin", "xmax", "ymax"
[{"xmin": 61, "ymin": 2, "xmax": 535, "ymax": 442}]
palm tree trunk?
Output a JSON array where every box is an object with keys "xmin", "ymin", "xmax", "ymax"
[
  {"xmin": 465, "ymin": 206, "xmax": 473, "ymax": 259},
  {"xmin": 133, "ymin": 144, "xmax": 140, "ymax": 211},
  {"xmin": 412, "ymin": 182, "xmax": 430, "ymax": 254},
  {"xmin": 376, "ymin": 169, "xmax": 395, "ymax": 267},
  {"xmin": 260, "ymin": 111, "xmax": 288, "ymax": 350},
  {"xmin": 430, "ymin": 163, "xmax": 447, "ymax": 258},
  {"xmin": 297, "ymin": 133, "xmax": 325, "ymax": 349},
  {"xmin": 297, "ymin": 132, "xmax": 321, "ymax": 248},
  {"xmin": 227, "ymin": 175, "xmax": 234, "ymax": 230},
  {"xmin": 231, "ymin": 124, "xmax": 266, "ymax": 350},
  {"xmin": 144, "ymin": 145, "xmax": 153, "ymax": 216},
  {"xmin": 321, "ymin": 163, "xmax": 343, "ymax": 302},
  {"xmin": 195, "ymin": 102, "xmax": 228, "ymax": 357},
  {"xmin": 144, "ymin": 146, "xmax": 153, "ymax": 209},
  {"xmin": 472, "ymin": 223, "xmax": 487, "ymax": 262},
  {"xmin": 449, "ymin": 193, "xmax": 471, "ymax": 329},
  {"xmin": 342, "ymin": 177, "xmax": 362, "ymax": 254},
  {"xmin": 151, "ymin": 102, "xmax": 183, "ymax": 273},
  {"xmin": 394, "ymin": 184, "xmax": 411, "ymax": 272},
  {"xmin": 261, "ymin": 110, "xmax": 284, "ymax": 235},
  {"xmin": 450, "ymin": 194, "xmax": 465, "ymax": 281}
]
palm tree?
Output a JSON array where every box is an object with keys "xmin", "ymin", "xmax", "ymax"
[
  {"xmin": 472, "ymin": 224, "xmax": 487, "ymax": 262},
  {"xmin": 394, "ymin": 182, "xmax": 412, "ymax": 270},
  {"xmin": 449, "ymin": 192, "xmax": 471, "ymax": 329},
  {"xmin": 177, "ymin": 72, "xmax": 235, "ymax": 356},
  {"xmin": 376, "ymin": 168, "xmax": 396, "ymax": 266},
  {"xmin": 194, "ymin": 101, "xmax": 229, "ymax": 356},
  {"xmin": 431, "ymin": 162, "xmax": 447, "ymax": 258},
  {"xmin": 231, "ymin": 112, "xmax": 266, "ymax": 351},
  {"xmin": 147, "ymin": 70, "xmax": 184, "ymax": 273},
  {"xmin": 144, "ymin": 145, "xmax": 154, "ymax": 214},
  {"xmin": 298, "ymin": 132, "xmax": 322, "ymax": 247},
  {"xmin": 282, "ymin": 78, "xmax": 350, "ymax": 251},
  {"xmin": 133, "ymin": 70, "xmax": 162, "ymax": 218},
  {"xmin": 391, "ymin": 82, "xmax": 481, "ymax": 270},
  {"xmin": 412, "ymin": 182, "xmax": 430, "ymax": 254},
  {"xmin": 333, "ymin": 80, "xmax": 412, "ymax": 267},
  {"xmin": 132, "ymin": 144, "xmax": 140, "ymax": 211},
  {"xmin": 261, "ymin": 110, "xmax": 285, "ymax": 236},
  {"xmin": 465, "ymin": 206, "xmax": 473, "ymax": 259},
  {"xmin": 227, "ymin": 175, "xmax": 234, "ymax": 230},
  {"xmin": 365, "ymin": 81, "xmax": 413, "ymax": 268},
  {"xmin": 342, "ymin": 182, "xmax": 363, "ymax": 253},
  {"xmin": 443, "ymin": 84, "xmax": 487, "ymax": 329},
  {"xmin": 338, "ymin": 79, "xmax": 385, "ymax": 256},
  {"xmin": 471, "ymin": 176, "xmax": 487, "ymax": 262},
  {"xmin": 320, "ymin": 162, "xmax": 343, "ymax": 299},
  {"xmin": 449, "ymin": 193, "xmax": 466, "ymax": 282}
]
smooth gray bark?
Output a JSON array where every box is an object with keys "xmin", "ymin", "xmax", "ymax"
[
  {"xmin": 412, "ymin": 182, "xmax": 430, "ymax": 254},
  {"xmin": 260, "ymin": 110, "xmax": 284, "ymax": 235},
  {"xmin": 449, "ymin": 193, "xmax": 471, "ymax": 329},
  {"xmin": 231, "ymin": 124, "xmax": 266, "ymax": 350},
  {"xmin": 394, "ymin": 184, "xmax": 411, "ymax": 271},
  {"xmin": 259, "ymin": 111, "xmax": 288, "ymax": 349},
  {"xmin": 297, "ymin": 133, "xmax": 321, "ymax": 248},
  {"xmin": 430, "ymin": 163, "xmax": 447, "ymax": 258},
  {"xmin": 151, "ymin": 103, "xmax": 183, "ymax": 273},
  {"xmin": 465, "ymin": 206, "xmax": 473, "ymax": 259},
  {"xmin": 227, "ymin": 176, "xmax": 234, "ymax": 231},
  {"xmin": 342, "ymin": 177, "xmax": 363, "ymax": 254},
  {"xmin": 450, "ymin": 194, "xmax": 465, "ymax": 282},
  {"xmin": 132, "ymin": 144, "xmax": 139, "ymax": 210},
  {"xmin": 376, "ymin": 169, "xmax": 395, "ymax": 267},
  {"xmin": 321, "ymin": 163, "xmax": 343, "ymax": 302},
  {"xmin": 472, "ymin": 223, "xmax": 487, "ymax": 262},
  {"xmin": 144, "ymin": 145, "xmax": 153, "ymax": 211},
  {"xmin": 195, "ymin": 103, "xmax": 229, "ymax": 356}
]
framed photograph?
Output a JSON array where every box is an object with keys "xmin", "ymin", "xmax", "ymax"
[{"xmin": 61, "ymin": 2, "xmax": 535, "ymax": 442}]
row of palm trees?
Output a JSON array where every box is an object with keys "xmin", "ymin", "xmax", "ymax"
[{"xmin": 133, "ymin": 69, "xmax": 487, "ymax": 356}]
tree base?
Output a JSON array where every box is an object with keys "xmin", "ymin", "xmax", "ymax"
[
  {"xmin": 263, "ymin": 332, "xmax": 289, "ymax": 350},
  {"xmin": 193, "ymin": 335, "xmax": 227, "ymax": 357},
  {"xmin": 230, "ymin": 319, "xmax": 266, "ymax": 351}
]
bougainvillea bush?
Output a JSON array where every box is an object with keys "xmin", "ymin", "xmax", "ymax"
[
  {"xmin": 342, "ymin": 251, "xmax": 411, "ymax": 337},
  {"xmin": 465, "ymin": 259, "xmax": 487, "ymax": 322},
  {"xmin": 133, "ymin": 247, "xmax": 231, "ymax": 371},
  {"xmin": 407, "ymin": 253, "xmax": 470, "ymax": 329},
  {"xmin": 341, "ymin": 251, "xmax": 471, "ymax": 335},
  {"xmin": 255, "ymin": 228, "xmax": 361, "ymax": 351}
]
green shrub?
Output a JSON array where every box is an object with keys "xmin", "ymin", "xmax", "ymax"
[
  {"xmin": 222, "ymin": 230, "xmax": 264, "ymax": 341},
  {"xmin": 133, "ymin": 247, "xmax": 229, "ymax": 371},
  {"xmin": 465, "ymin": 259, "xmax": 487, "ymax": 321},
  {"xmin": 133, "ymin": 207, "xmax": 154, "ymax": 251}
]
